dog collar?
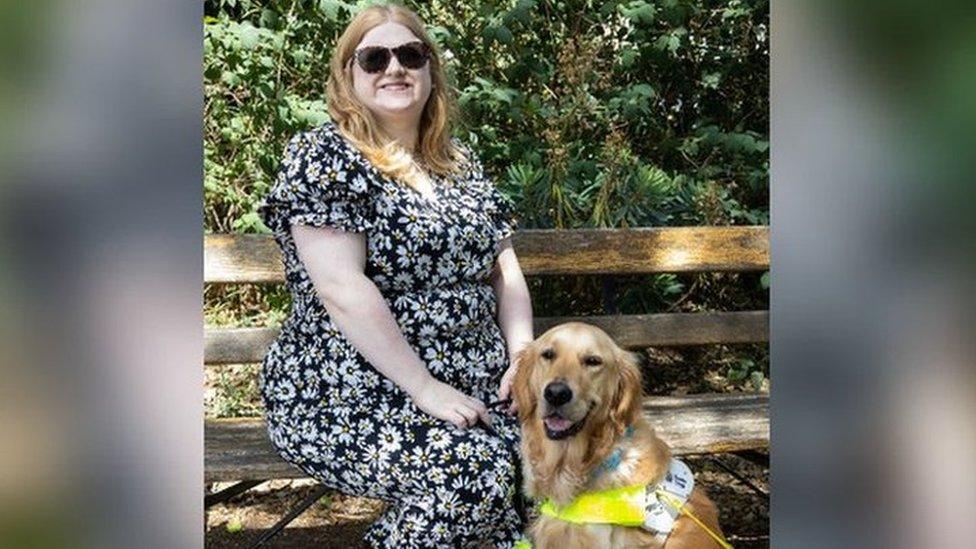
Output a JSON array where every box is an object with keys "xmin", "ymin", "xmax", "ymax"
[
  {"xmin": 588, "ymin": 425, "xmax": 636, "ymax": 481},
  {"xmin": 539, "ymin": 457, "xmax": 695, "ymax": 535}
]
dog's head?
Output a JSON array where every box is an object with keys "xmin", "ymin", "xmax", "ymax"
[{"xmin": 512, "ymin": 322, "xmax": 645, "ymax": 443}]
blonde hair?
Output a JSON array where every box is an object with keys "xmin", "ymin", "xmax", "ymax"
[{"xmin": 326, "ymin": 4, "xmax": 464, "ymax": 189}]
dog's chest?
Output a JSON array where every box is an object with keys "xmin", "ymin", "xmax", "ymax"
[{"xmin": 532, "ymin": 517, "xmax": 663, "ymax": 549}]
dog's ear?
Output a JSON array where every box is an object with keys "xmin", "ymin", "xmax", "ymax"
[
  {"xmin": 511, "ymin": 342, "xmax": 538, "ymax": 423},
  {"xmin": 610, "ymin": 347, "xmax": 645, "ymax": 429}
]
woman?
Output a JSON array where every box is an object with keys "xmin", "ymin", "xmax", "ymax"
[{"xmin": 257, "ymin": 4, "xmax": 534, "ymax": 547}]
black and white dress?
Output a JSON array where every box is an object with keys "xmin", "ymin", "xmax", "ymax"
[{"xmin": 257, "ymin": 122, "xmax": 524, "ymax": 548}]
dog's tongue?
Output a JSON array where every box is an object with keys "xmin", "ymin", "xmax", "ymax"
[{"xmin": 545, "ymin": 416, "xmax": 573, "ymax": 431}]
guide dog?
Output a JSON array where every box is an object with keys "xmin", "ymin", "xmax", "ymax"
[{"xmin": 512, "ymin": 322, "xmax": 725, "ymax": 548}]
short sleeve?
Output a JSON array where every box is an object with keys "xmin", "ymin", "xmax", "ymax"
[
  {"xmin": 487, "ymin": 184, "xmax": 518, "ymax": 241},
  {"xmin": 258, "ymin": 129, "xmax": 374, "ymax": 235},
  {"xmin": 461, "ymin": 144, "xmax": 519, "ymax": 242}
]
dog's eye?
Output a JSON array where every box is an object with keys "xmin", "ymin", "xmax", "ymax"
[
  {"xmin": 540, "ymin": 348, "xmax": 555, "ymax": 360},
  {"xmin": 583, "ymin": 356, "xmax": 603, "ymax": 367}
]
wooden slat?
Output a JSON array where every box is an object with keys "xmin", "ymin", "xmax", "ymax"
[
  {"xmin": 205, "ymin": 311, "xmax": 768, "ymax": 364},
  {"xmin": 515, "ymin": 227, "xmax": 769, "ymax": 275},
  {"xmin": 206, "ymin": 327, "xmax": 279, "ymax": 365},
  {"xmin": 204, "ymin": 227, "xmax": 769, "ymax": 283},
  {"xmin": 205, "ymin": 234, "xmax": 283, "ymax": 284},
  {"xmin": 533, "ymin": 311, "xmax": 769, "ymax": 348},
  {"xmin": 205, "ymin": 393, "xmax": 768, "ymax": 482}
]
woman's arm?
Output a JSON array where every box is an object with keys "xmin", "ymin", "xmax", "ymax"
[
  {"xmin": 292, "ymin": 224, "xmax": 490, "ymax": 429},
  {"xmin": 490, "ymin": 237, "xmax": 534, "ymax": 412}
]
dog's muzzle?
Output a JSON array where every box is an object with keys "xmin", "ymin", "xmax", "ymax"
[{"xmin": 541, "ymin": 381, "xmax": 595, "ymax": 440}]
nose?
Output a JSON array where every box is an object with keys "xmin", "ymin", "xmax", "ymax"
[
  {"xmin": 544, "ymin": 381, "xmax": 573, "ymax": 406},
  {"xmin": 385, "ymin": 53, "xmax": 405, "ymax": 75}
]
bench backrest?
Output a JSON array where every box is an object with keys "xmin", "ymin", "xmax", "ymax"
[{"xmin": 204, "ymin": 227, "xmax": 769, "ymax": 366}]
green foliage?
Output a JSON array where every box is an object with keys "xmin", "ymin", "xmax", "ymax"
[
  {"xmin": 204, "ymin": 0, "xmax": 769, "ymax": 390},
  {"xmin": 726, "ymin": 357, "xmax": 767, "ymax": 391},
  {"xmin": 205, "ymin": 0, "xmax": 767, "ymax": 234},
  {"xmin": 317, "ymin": 494, "xmax": 334, "ymax": 509}
]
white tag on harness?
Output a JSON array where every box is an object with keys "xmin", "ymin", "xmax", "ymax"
[{"xmin": 642, "ymin": 458, "xmax": 695, "ymax": 534}]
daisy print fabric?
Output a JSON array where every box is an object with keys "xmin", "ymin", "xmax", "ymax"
[{"xmin": 257, "ymin": 122, "xmax": 524, "ymax": 548}]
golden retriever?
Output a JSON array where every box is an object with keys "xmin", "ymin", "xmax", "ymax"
[{"xmin": 512, "ymin": 322, "xmax": 725, "ymax": 548}]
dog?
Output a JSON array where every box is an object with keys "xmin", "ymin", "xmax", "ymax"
[{"xmin": 511, "ymin": 322, "xmax": 725, "ymax": 548}]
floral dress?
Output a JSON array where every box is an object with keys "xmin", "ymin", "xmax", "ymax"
[{"xmin": 257, "ymin": 122, "xmax": 524, "ymax": 548}]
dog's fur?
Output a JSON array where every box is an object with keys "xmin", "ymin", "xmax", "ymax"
[{"xmin": 512, "ymin": 322, "xmax": 724, "ymax": 548}]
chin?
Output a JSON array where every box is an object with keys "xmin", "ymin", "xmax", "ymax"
[{"xmin": 373, "ymin": 100, "xmax": 421, "ymax": 116}]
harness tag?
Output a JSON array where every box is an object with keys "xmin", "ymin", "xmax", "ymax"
[{"xmin": 642, "ymin": 458, "xmax": 695, "ymax": 534}]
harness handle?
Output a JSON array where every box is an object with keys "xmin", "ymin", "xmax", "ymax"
[{"xmin": 655, "ymin": 489, "xmax": 733, "ymax": 549}]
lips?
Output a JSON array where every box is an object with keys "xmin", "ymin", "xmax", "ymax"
[
  {"xmin": 544, "ymin": 415, "xmax": 574, "ymax": 432},
  {"xmin": 379, "ymin": 82, "xmax": 412, "ymax": 91},
  {"xmin": 543, "ymin": 407, "xmax": 591, "ymax": 440}
]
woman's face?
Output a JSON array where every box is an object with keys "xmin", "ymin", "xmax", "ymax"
[{"xmin": 351, "ymin": 22, "xmax": 433, "ymax": 126}]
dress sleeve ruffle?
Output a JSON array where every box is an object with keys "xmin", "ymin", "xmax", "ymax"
[
  {"xmin": 487, "ymin": 183, "xmax": 518, "ymax": 242},
  {"xmin": 461, "ymin": 143, "xmax": 519, "ymax": 242},
  {"xmin": 258, "ymin": 129, "xmax": 374, "ymax": 235}
]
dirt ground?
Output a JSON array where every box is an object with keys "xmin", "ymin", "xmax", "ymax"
[{"xmin": 205, "ymin": 453, "xmax": 768, "ymax": 548}]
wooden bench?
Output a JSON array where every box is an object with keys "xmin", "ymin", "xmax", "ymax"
[{"xmin": 204, "ymin": 226, "xmax": 770, "ymax": 541}]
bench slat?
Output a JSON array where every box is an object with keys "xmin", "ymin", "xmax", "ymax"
[
  {"xmin": 205, "ymin": 227, "xmax": 769, "ymax": 284},
  {"xmin": 205, "ymin": 311, "xmax": 769, "ymax": 364},
  {"xmin": 205, "ymin": 393, "xmax": 769, "ymax": 482}
]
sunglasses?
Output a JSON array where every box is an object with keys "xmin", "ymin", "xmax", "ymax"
[{"xmin": 352, "ymin": 41, "xmax": 431, "ymax": 74}]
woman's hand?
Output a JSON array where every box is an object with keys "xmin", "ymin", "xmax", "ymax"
[
  {"xmin": 496, "ymin": 360, "xmax": 519, "ymax": 415},
  {"xmin": 409, "ymin": 377, "xmax": 491, "ymax": 429}
]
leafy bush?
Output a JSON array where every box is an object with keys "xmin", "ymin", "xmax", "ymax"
[
  {"xmin": 205, "ymin": 0, "xmax": 767, "ymax": 233},
  {"xmin": 204, "ymin": 0, "xmax": 769, "ymax": 389}
]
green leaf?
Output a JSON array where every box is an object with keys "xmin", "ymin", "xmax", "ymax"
[
  {"xmin": 654, "ymin": 27, "xmax": 686, "ymax": 55},
  {"xmin": 618, "ymin": 48, "xmax": 639, "ymax": 68},
  {"xmin": 259, "ymin": 8, "xmax": 278, "ymax": 29},
  {"xmin": 220, "ymin": 70, "xmax": 241, "ymax": 87},
  {"xmin": 701, "ymin": 72, "xmax": 721, "ymax": 89},
  {"xmin": 318, "ymin": 0, "xmax": 342, "ymax": 20},
  {"xmin": 727, "ymin": 367, "xmax": 747, "ymax": 382},
  {"xmin": 750, "ymin": 370, "xmax": 765, "ymax": 391},
  {"xmin": 495, "ymin": 25, "xmax": 514, "ymax": 45},
  {"xmin": 233, "ymin": 212, "xmax": 270, "ymax": 234},
  {"xmin": 427, "ymin": 25, "xmax": 452, "ymax": 48},
  {"xmin": 204, "ymin": 65, "xmax": 221, "ymax": 82},
  {"xmin": 226, "ymin": 519, "xmax": 243, "ymax": 533},
  {"xmin": 760, "ymin": 271, "xmax": 770, "ymax": 289},
  {"xmin": 490, "ymin": 87, "xmax": 518, "ymax": 105},
  {"xmin": 620, "ymin": 1, "xmax": 656, "ymax": 24},
  {"xmin": 239, "ymin": 24, "xmax": 260, "ymax": 50}
]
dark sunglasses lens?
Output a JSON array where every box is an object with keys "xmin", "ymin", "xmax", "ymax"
[
  {"xmin": 394, "ymin": 44, "xmax": 429, "ymax": 69},
  {"xmin": 359, "ymin": 48, "xmax": 390, "ymax": 73}
]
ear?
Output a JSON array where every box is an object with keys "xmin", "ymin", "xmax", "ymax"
[
  {"xmin": 610, "ymin": 348, "xmax": 645, "ymax": 429},
  {"xmin": 511, "ymin": 343, "xmax": 538, "ymax": 423}
]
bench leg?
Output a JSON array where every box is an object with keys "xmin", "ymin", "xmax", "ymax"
[
  {"xmin": 205, "ymin": 480, "xmax": 264, "ymax": 509},
  {"xmin": 247, "ymin": 483, "xmax": 331, "ymax": 549}
]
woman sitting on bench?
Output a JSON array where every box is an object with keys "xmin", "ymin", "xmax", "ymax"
[{"xmin": 257, "ymin": 4, "xmax": 534, "ymax": 547}]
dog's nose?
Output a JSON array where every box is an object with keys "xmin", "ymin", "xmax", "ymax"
[{"xmin": 544, "ymin": 381, "xmax": 573, "ymax": 406}]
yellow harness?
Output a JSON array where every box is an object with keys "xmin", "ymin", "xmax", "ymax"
[
  {"xmin": 515, "ymin": 450, "xmax": 733, "ymax": 549},
  {"xmin": 539, "ymin": 484, "xmax": 647, "ymax": 526},
  {"xmin": 534, "ymin": 483, "xmax": 732, "ymax": 548}
]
